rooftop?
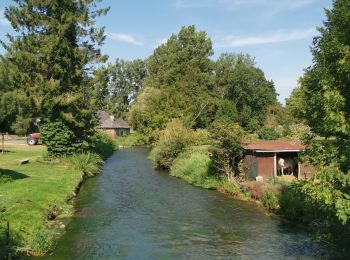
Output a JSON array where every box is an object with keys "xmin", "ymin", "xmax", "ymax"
[
  {"xmin": 242, "ymin": 140, "xmax": 306, "ymax": 152},
  {"xmin": 97, "ymin": 111, "xmax": 130, "ymax": 129}
]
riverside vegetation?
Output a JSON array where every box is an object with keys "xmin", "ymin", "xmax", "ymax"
[
  {"xmin": 0, "ymin": 132, "xmax": 115, "ymax": 257},
  {"xmin": 0, "ymin": 0, "xmax": 349, "ymax": 256}
]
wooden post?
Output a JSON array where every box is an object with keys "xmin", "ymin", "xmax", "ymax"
[
  {"xmin": 6, "ymin": 221, "xmax": 10, "ymax": 245},
  {"xmin": 273, "ymin": 152, "xmax": 277, "ymax": 177},
  {"xmin": 1, "ymin": 133, "xmax": 4, "ymax": 155}
]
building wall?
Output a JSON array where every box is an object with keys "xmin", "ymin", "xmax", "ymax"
[
  {"xmin": 101, "ymin": 129, "xmax": 117, "ymax": 140},
  {"xmin": 244, "ymin": 152, "xmax": 258, "ymax": 180},
  {"xmin": 256, "ymin": 153, "xmax": 275, "ymax": 180},
  {"xmin": 300, "ymin": 164, "xmax": 317, "ymax": 179}
]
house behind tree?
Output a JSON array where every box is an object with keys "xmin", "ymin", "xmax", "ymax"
[{"xmin": 97, "ymin": 111, "xmax": 130, "ymax": 140}]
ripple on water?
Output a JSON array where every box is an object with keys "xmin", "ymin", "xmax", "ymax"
[{"xmin": 41, "ymin": 148, "xmax": 346, "ymax": 259}]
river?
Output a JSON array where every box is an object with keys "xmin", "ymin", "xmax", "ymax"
[{"xmin": 40, "ymin": 147, "xmax": 339, "ymax": 259}]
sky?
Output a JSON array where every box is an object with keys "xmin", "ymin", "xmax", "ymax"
[{"xmin": 0, "ymin": 0, "xmax": 333, "ymax": 104}]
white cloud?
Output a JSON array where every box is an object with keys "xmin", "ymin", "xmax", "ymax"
[
  {"xmin": 107, "ymin": 32, "xmax": 143, "ymax": 46},
  {"xmin": 154, "ymin": 38, "xmax": 168, "ymax": 48},
  {"xmin": 215, "ymin": 27, "xmax": 317, "ymax": 47},
  {"xmin": 175, "ymin": 0, "xmax": 316, "ymax": 10},
  {"xmin": 0, "ymin": 9, "xmax": 10, "ymax": 26}
]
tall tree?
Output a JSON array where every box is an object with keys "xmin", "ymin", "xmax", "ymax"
[
  {"xmin": 295, "ymin": 0, "xmax": 350, "ymax": 170},
  {"xmin": 107, "ymin": 59, "xmax": 147, "ymax": 117},
  {"xmin": 298, "ymin": 0, "xmax": 350, "ymax": 138},
  {"xmin": 129, "ymin": 25, "xmax": 216, "ymax": 134},
  {"xmin": 2, "ymin": 0, "xmax": 108, "ymax": 155},
  {"xmin": 215, "ymin": 53, "xmax": 277, "ymax": 131}
]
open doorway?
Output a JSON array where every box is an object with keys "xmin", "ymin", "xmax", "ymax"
[{"xmin": 276, "ymin": 152, "xmax": 299, "ymax": 178}]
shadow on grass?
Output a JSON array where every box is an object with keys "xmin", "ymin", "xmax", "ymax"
[
  {"xmin": 0, "ymin": 221, "xmax": 26, "ymax": 259},
  {"xmin": 0, "ymin": 169, "xmax": 29, "ymax": 184}
]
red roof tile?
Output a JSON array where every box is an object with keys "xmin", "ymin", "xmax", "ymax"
[{"xmin": 242, "ymin": 140, "xmax": 306, "ymax": 151}]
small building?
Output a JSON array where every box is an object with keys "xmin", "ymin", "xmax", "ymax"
[
  {"xmin": 242, "ymin": 140, "xmax": 314, "ymax": 181},
  {"xmin": 97, "ymin": 111, "xmax": 130, "ymax": 140}
]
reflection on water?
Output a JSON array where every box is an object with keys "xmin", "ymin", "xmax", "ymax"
[{"xmin": 38, "ymin": 147, "xmax": 340, "ymax": 259}]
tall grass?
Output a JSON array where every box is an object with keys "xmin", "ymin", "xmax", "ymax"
[
  {"xmin": 170, "ymin": 146, "xmax": 218, "ymax": 189},
  {"xmin": 68, "ymin": 152, "xmax": 103, "ymax": 178},
  {"xmin": 115, "ymin": 133, "xmax": 149, "ymax": 147}
]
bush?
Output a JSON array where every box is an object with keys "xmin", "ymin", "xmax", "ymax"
[
  {"xmin": 149, "ymin": 119, "xmax": 193, "ymax": 169},
  {"xmin": 40, "ymin": 120, "xmax": 90, "ymax": 157},
  {"xmin": 209, "ymin": 120, "xmax": 245, "ymax": 179},
  {"xmin": 261, "ymin": 190, "xmax": 279, "ymax": 211},
  {"xmin": 170, "ymin": 146, "xmax": 218, "ymax": 189},
  {"xmin": 257, "ymin": 127, "xmax": 281, "ymax": 140},
  {"xmin": 68, "ymin": 152, "xmax": 103, "ymax": 178},
  {"xmin": 279, "ymin": 167, "xmax": 350, "ymax": 248},
  {"xmin": 90, "ymin": 132, "xmax": 116, "ymax": 159}
]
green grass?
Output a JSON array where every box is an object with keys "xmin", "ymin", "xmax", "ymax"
[
  {"xmin": 0, "ymin": 145, "xmax": 86, "ymax": 256},
  {"xmin": 115, "ymin": 133, "xmax": 149, "ymax": 148}
]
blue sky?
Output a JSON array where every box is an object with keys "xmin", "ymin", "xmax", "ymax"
[{"xmin": 0, "ymin": 0, "xmax": 333, "ymax": 103}]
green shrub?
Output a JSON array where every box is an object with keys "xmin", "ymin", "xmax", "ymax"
[
  {"xmin": 261, "ymin": 190, "xmax": 279, "ymax": 211},
  {"xmin": 28, "ymin": 227, "xmax": 55, "ymax": 255},
  {"xmin": 170, "ymin": 146, "xmax": 217, "ymax": 189},
  {"xmin": 68, "ymin": 152, "xmax": 103, "ymax": 177},
  {"xmin": 257, "ymin": 127, "xmax": 281, "ymax": 140},
  {"xmin": 149, "ymin": 119, "xmax": 193, "ymax": 169},
  {"xmin": 91, "ymin": 132, "xmax": 116, "ymax": 159},
  {"xmin": 40, "ymin": 120, "xmax": 90, "ymax": 157},
  {"xmin": 209, "ymin": 120, "xmax": 245, "ymax": 179},
  {"xmin": 279, "ymin": 184, "xmax": 306, "ymax": 220},
  {"xmin": 279, "ymin": 167, "xmax": 350, "ymax": 248}
]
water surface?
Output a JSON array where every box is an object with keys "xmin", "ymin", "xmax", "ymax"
[{"xmin": 42, "ymin": 147, "xmax": 338, "ymax": 259}]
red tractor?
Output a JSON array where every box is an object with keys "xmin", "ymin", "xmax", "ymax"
[{"xmin": 27, "ymin": 133, "xmax": 41, "ymax": 145}]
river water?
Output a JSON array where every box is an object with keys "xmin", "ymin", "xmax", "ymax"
[{"xmin": 42, "ymin": 147, "xmax": 339, "ymax": 259}]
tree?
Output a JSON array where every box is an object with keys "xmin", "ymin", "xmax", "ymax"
[
  {"xmin": 215, "ymin": 53, "xmax": 277, "ymax": 131},
  {"xmin": 295, "ymin": 0, "xmax": 350, "ymax": 171},
  {"xmin": 2, "ymin": 0, "xmax": 108, "ymax": 155},
  {"xmin": 129, "ymin": 25, "xmax": 216, "ymax": 133},
  {"xmin": 107, "ymin": 59, "xmax": 147, "ymax": 117},
  {"xmin": 298, "ymin": 0, "xmax": 350, "ymax": 138}
]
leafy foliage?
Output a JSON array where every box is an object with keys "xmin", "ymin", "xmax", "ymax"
[
  {"xmin": 296, "ymin": 0, "xmax": 350, "ymax": 140},
  {"xmin": 209, "ymin": 120, "xmax": 245, "ymax": 180},
  {"xmin": 149, "ymin": 119, "xmax": 193, "ymax": 169},
  {"xmin": 279, "ymin": 166, "xmax": 350, "ymax": 247},
  {"xmin": 40, "ymin": 119, "xmax": 89, "ymax": 157},
  {"xmin": 215, "ymin": 53, "xmax": 277, "ymax": 131},
  {"xmin": 130, "ymin": 25, "xmax": 216, "ymax": 133},
  {"xmin": 261, "ymin": 190, "xmax": 279, "ymax": 211},
  {"xmin": 1, "ymin": 0, "xmax": 108, "ymax": 154},
  {"xmin": 90, "ymin": 131, "xmax": 116, "ymax": 159}
]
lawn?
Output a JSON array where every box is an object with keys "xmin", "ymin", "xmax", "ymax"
[{"xmin": 0, "ymin": 145, "xmax": 85, "ymax": 256}]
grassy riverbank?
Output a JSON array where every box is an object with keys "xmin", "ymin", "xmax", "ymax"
[
  {"xmin": 0, "ymin": 145, "xmax": 83, "ymax": 256},
  {"xmin": 0, "ymin": 135, "xmax": 115, "ymax": 257}
]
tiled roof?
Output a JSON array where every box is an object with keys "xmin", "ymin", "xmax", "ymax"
[
  {"xmin": 242, "ymin": 140, "xmax": 305, "ymax": 151},
  {"xmin": 97, "ymin": 111, "xmax": 130, "ymax": 129}
]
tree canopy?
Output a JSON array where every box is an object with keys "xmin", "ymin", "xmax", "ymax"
[{"xmin": 1, "ymin": 0, "xmax": 108, "ymax": 155}]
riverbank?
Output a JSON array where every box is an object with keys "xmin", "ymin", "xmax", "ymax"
[
  {"xmin": 166, "ymin": 147, "xmax": 350, "ymax": 251},
  {"xmin": 43, "ymin": 147, "xmax": 341, "ymax": 259},
  {"xmin": 0, "ymin": 137, "xmax": 115, "ymax": 257}
]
